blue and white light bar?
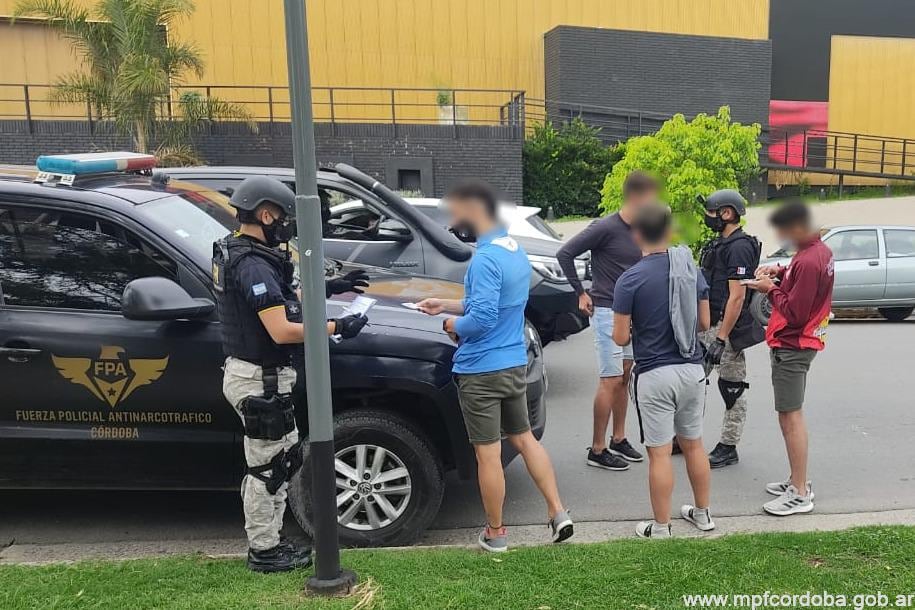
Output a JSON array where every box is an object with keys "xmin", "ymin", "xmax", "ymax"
[{"xmin": 35, "ymin": 152, "xmax": 157, "ymax": 184}]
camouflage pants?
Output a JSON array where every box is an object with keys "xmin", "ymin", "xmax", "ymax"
[
  {"xmin": 701, "ymin": 325, "xmax": 748, "ymax": 446},
  {"xmin": 222, "ymin": 357, "xmax": 299, "ymax": 551}
]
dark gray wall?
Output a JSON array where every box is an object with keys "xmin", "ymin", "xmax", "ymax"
[
  {"xmin": 0, "ymin": 121, "xmax": 523, "ymax": 201},
  {"xmin": 544, "ymin": 26, "xmax": 772, "ymax": 128}
]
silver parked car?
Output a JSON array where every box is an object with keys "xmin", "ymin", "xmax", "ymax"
[{"xmin": 764, "ymin": 225, "xmax": 915, "ymax": 321}]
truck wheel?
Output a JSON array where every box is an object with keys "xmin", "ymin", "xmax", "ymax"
[
  {"xmin": 878, "ymin": 306, "xmax": 914, "ymax": 322},
  {"xmin": 287, "ymin": 410, "xmax": 444, "ymax": 548}
]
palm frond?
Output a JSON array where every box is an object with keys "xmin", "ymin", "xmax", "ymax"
[
  {"xmin": 11, "ymin": 0, "xmax": 89, "ymax": 25},
  {"xmin": 162, "ymin": 42, "xmax": 205, "ymax": 80}
]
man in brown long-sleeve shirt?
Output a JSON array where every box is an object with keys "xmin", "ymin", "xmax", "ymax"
[
  {"xmin": 557, "ymin": 172, "xmax": 659, "ymax": 472},
  {"xmin": 746, "ymin": 199, "xmax": 834, "ymax": 517}
]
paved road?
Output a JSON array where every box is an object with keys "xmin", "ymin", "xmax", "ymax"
[{"xmin": 2, "ymin": 319, "xmax": 913, "ymax": 547}]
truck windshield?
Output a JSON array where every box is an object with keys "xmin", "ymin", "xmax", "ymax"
[{"xmin": 137, "ymin": 192, "xmax": 237, "ymax": 259}]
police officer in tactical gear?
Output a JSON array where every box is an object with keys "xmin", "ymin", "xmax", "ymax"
[
  {"xmin": 698, "ymin": 189, "xmax": 765, "ymax": 469},
  {"xmin": 213, "ymin": 176, "xmax": 370, "ymax": 573}
]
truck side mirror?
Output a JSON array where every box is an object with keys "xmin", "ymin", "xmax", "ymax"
[{"xmin": 122, "ymin": 277, "xmax": 215, "ymax": 321}]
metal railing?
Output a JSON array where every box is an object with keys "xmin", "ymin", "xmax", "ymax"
[
  {"xmin": 0, "ymin": 83, "xmax": 528, "ymax": 133},
  {"xmin": 3, "ymin": 82, "xmax": 914, "ymax": 181}
]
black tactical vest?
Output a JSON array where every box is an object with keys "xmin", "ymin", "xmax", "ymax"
[
  {"xmin": 212, "ymin": 235, "xmax": 295, "ymax": 367},
  {"xmin": 699, "ymin": 229, "xmax": 762, "ymax": 324}
]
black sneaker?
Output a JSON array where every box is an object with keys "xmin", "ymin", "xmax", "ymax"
[
  {"xmin": 609, "ymin": 437, "xmax": 644, "ymax": 462},
  {"xmin": 247, "ymin": 544, "xmax": 311, "ymax": 573},
  {"xmin": 586, "ymin": 448, "xmax": 630, "ymax": 471},
  {"xmin": 708, "ymin": 443, "xmax": 739, "ymax": 469},
  {"xmin": 279, "ymin": 536, "xmax": 313, "ymax": 565}
]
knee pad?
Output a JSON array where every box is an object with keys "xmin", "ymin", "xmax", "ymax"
[
  {"xmin": 240, "ymin": 394, "xmax": 295, "ymax": 440},
  {"xmin": 718, "ymin": 378, "xmax": 749, "ymax": 410}
]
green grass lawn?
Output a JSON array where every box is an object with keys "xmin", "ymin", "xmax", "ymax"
[{"xmin": 4, "ymin": 526, "xmax": 915, "ymax": 610}]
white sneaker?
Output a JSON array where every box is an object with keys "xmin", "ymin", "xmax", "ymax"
[
  {"xmin": 763, "ymin": 484, "xmax": 814, "ymax": 516},
  {"xmin": 680, "ymin": 505, "xmax": 716, "ymax": 531},
  {"xmin": 636, "ymin": 521, "xmax": 672, "ymax": 539},
  {"xmin": 765, "ymin": 478, "xmax": 814, "ymax": 499}
]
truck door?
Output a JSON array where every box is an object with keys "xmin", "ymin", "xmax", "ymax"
[
  {"xmin": 0, "ymin": 201, "xmax": 235, "ymax": 488},
  {"xmin": 319, "ymin": 183, "xmax": 425, "ymax": 274}
]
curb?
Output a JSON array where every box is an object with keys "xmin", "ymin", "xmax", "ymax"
[{"xmin": 4, "ymin": 508, "xmax": 915, "ymax": 565}]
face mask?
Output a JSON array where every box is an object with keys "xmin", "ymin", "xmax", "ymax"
[
  {"xmin": 704, "ymin": 214, "xmax": 725, "ymax": 233},
  {"xmin": 262, "ymin": 215, "xmax": 296, "ymax": 247}
]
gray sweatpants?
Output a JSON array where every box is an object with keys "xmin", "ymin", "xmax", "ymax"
[
  {"xmin": 222, "ymin": 357, "xmax": 299, "ymax": 551},
  {"xmin": 701, "ymin": 325, "xmax": 748, "ymax": 445},
  {"xmin": 634, "ymin": 362, "xmax": 706, "ymax": 447}
]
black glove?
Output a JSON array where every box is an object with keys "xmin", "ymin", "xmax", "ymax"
[
  {"xmin": 325, "ymin": 270, "xmax": 370, "ymax": 298},
  {"xmin": 332, "ymin": 313, "xmax": 368, "ymax": 339},
  {"xmin": 705, "ymin": 337, "xmax": 726, "ymax": 366}
]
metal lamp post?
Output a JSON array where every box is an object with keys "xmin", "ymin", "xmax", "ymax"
[{"xmin": 282, "ymin": 0, "xmax": 357, "ymax": 595}]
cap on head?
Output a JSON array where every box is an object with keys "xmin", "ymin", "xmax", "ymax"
[
  {"xmin": 228, "ymin": 176, "xmax": 296, "ymax": 217},
  {"xmin": 698, "ymin": 189, "xmax": 747, "ymax": 217}
]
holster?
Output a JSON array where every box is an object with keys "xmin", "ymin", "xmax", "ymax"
[
  {"xmin": 718, "ymin": 378, "xmax": 749, "ymax": 410},
  {"xmin": 240, "ymin": 367, "xmax": 295, "ymax": 441},
  {"xmin": 247, "ymin": 440, "xmax": 305, "ymax": 495}
]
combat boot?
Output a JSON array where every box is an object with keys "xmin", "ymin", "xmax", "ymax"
[
  {"xmin": 247, "ymin": 544, "xmax": 311, "ymax": 573},
  {"xmin": 279, "ymin": 536, "xmax": 313, "ymax": 565},
  {"xmin": 708, "ymin": 442, "xmax": 738, "ymax": 469}
]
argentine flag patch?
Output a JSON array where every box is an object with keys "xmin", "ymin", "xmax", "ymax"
[{"xmin": 252, "ymin": 283, "xmax": 267, "ymax": 296}]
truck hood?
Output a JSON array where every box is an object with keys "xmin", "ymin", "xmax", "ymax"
[
  {"xmin": 327, "ymin": 262, "xmax": 463, "ymax": 338},
  {"xmin": 512, "ymin": 234, "xmax": 564, "ymax": 257}
]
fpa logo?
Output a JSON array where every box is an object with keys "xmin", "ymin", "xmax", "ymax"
[{"xmin": 52, "ymin": 346, "xmax": 169, "ymax": 408}]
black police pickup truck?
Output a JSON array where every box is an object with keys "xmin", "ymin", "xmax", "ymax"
[
  {"xmin": 0, "ymin": 154, "xmax": 547, "ymax": 547},
  {"xmin": 163, "ymin": 164, "xmax": 589, "ymax": 344}
]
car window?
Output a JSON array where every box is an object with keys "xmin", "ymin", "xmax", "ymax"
[
  {"xmin": 137, "ymin": 193, "xmax": 235, "ymax": 259},
  {"xmin": 824, "ymin": 229, "xmax": 879, "ymax": 261},
  {"xmin": 323, "ymin": 186, "xmax": 387, "ymax": 241},
  {"xmin": 0, "ymin": 205, "xmax": 178, "ymax": 311},
  {"xmin": 884, "ymin": 230, "xmax": 915, "ymax": 258}
]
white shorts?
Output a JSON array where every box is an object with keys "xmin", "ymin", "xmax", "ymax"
[{"xmin": 593, "ymin": 306, "xmax": 633, "ymax": 377}]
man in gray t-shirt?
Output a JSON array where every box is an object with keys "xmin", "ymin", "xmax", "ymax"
[{"xmin": 557, "ymin": 171, "xmax": 659, "ymax": 472}]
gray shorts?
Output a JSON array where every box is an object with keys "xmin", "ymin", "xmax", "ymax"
[
  {"xmin": 770, "ymin": 348, "xmax": 817, "ymax": 412},
  {"xmin": 633, "ymin": 363, "xmax": 706, "ymax": 447}
]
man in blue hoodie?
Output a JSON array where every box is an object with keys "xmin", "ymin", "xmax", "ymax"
[{"xmin": 417, "ymin": 180, "xmax": 572, "ymax": 553}]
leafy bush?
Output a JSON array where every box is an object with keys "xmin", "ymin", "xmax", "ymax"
[
  {"xmin": 523, "ymin": 119, "xmax": 623, "ymax": 218},
  {"xmin": 600, "ymin": 107, "xmax": 761, "ymax": 252}
]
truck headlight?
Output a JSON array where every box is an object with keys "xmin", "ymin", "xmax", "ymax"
[{"xmin": 528, "ymin": 255, "xmax": 586, "ymax": 283}]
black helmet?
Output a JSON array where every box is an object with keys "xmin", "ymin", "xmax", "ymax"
[
  {"xmin": 228, "ymin": 176, "xmax": 296, "ymax": 217},
  {"xmin": 698, "ymin": 189, "xmax": 747, "ymax": 217}
]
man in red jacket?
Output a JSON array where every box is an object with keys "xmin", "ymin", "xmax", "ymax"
[{"xmin": 746, "ymin": 200, "xmax": 834, "ymax": 516}]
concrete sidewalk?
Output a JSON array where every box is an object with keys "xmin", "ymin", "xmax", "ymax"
[{"xmin": 5, "ymin": 509, "xmax": 915, "ymax": 565}]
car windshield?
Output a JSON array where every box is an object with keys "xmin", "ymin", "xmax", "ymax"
[{"xmin": 137, "ymin": 191, "xmax": 237, "ymax": 259}]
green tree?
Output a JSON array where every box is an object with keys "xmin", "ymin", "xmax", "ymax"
[
  {"xmin": 523, "ymin": 118, "xmax": 623, "ymax": 217},
  {"xmin": 13, "ymin": 0, "xmax": 251, "ymax": 156},
  {"xmin": 600, "ymin": 107, "xmax": 761, "ymax": 251}
]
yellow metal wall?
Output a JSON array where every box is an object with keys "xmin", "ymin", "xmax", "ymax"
[
  {"xmin": 828, "ymin": 35, "xmax": 915, "ymax": 180},
  {"xmin": 1, "ymin": 0, "xmax": 769, "ymax": 120}
]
